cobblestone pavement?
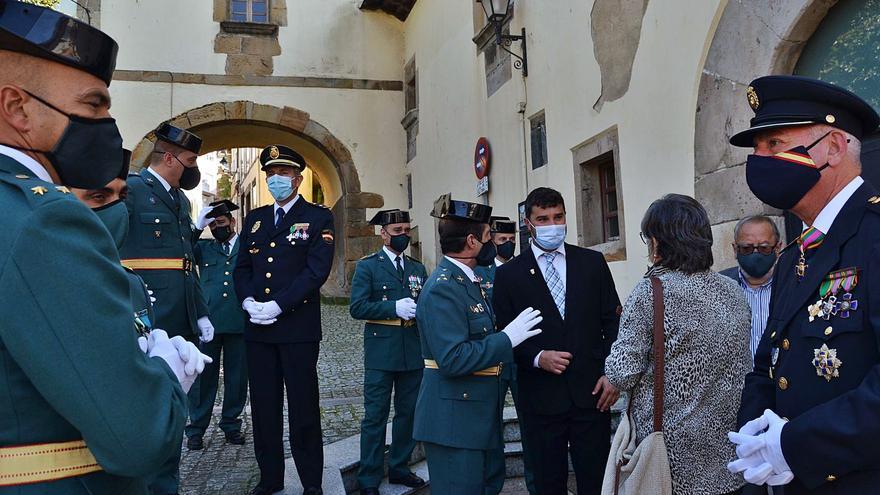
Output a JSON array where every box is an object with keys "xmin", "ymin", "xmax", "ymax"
[{"xmin": 179, "ymin": 303, "xmax": 367, "ymax": 494}]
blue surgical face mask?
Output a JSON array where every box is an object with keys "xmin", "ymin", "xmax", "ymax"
[
  {"xmin": 530, "ymin": 221, "xmax": 566, "ymax": 251},
  {"xmin": 267, "ymin": 175, "xmax": 294, "ymax": 202}
]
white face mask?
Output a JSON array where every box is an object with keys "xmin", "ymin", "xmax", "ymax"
[{"xmin": 530, "ymin": 222, "xmax": 566, "ymax": 250}]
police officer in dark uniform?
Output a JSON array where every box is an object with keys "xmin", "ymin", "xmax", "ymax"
[
  {"xmin": 234, "ymin": 145, "xmax": 334, "ymax": 495},
  {"xmin": 119, "ymin": 122, "xmax": 215, "ymax": 495},
  {"xmin": 0, "ymin": 3, "xmax": 207, "ymax": 492},
  {"xmin": 350, "ymin": 209, "xmax": 427, "ymax": 494},
  {"xmin": 186, "ymin": 200, "xmax": 249, "ymax": 450},
  {"xmin": 413, "ymin": 194, "xmax": 543, "ymax": 494},
  {"xmin": 727, "ymin": 76, "xmax": 880, "ymax": 494}
]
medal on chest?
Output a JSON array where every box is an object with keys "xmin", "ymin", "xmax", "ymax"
[
  {"xmin": 812, "ymin": 343, "xmax": 843, "ymax": 382},
  {"xmin": 287, "ymin": 223, "xmax": 310, "ymax": 244},
  {"xmin": 807, "ymin": 267, "xmax": 859, "ymax": 322},
  {"xmin": 408, "ymin": 275, "xmax": 423, "ymax": 299}
]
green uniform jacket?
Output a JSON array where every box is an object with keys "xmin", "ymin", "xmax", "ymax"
[
  {"xmin": 474, "ymin": 263, "xmax": 497, "ymax": 303},
  {"xmin": 120, "ymin": 169, "xmax": 209, "ymax": 338},
  {"xmin": 412, "ymin": 257, "xmax": 513, "ymax": 450},
  {"xmin": 0, "ymin": 156, "xmax": 187, "ymax": 493},
  {"xmin": 349, "ymin": 249, "xmax": 427, "ymax": 371},
  {"xmin": 194, "ymin": 237, "xmax": 246, "ymax": 334}
]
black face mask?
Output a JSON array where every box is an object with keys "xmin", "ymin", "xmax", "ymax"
[
  {"xmin": 176, "ymin": 157, "xmax": 201, "ymax": 191},
  {"xmin": 388, "ymin": 233, "xmax": 411, "ymax": 253},
  {"xmin": 475, "ymin": 238, "xmax": 498, "ymax": 267},
  {"xmin": 496, "ymin": 240, "xmax": 515, "ymax": 260},
  {"xmin": 6, "ymin": 90, "xmax": 123, "ymax": 189},
  {"xmin": 211, "ymin": 225, "xmax": 233, "ymax": 243},
  {"xmin": 745, "ymin": 131, "xmax": 831, "ymax": 210}
]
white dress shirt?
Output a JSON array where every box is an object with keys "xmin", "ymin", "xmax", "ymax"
[
  {"xmin": 384, "ymin": 245, "xmax": 405, "ymax": 270},
  {"xmin": 273, "ymin": 194, "xmax": 300, "ymax": 220},
  {"xmin": 530, "ymin": 241, "xmax": 568, "ymax": 367},
  {"xmin": 494, "ymin": 257, "xmax": 504, "ymax": 267},
  {"xmin": 147, "ymin": 166, "xmax": 173, "ymax": 192},
  {"xmin": 222, "ymin": 233, "xmax": 239, "ymax": 254},
  {"xmin": 808, "ymin": 176, "xmax": 864, "ymax": 234},
  {"xmin": 0, "ymin": 144, "xmax": 52, "ymax": 182},
  {"xmin": 445, "ymin": 256, "xmax": 479, "ymax": 282}
]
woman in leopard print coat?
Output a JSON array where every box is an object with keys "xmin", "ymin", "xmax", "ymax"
[{"xmin": 606, "ymin": 194, "xmax": 751, "ymax": 495}]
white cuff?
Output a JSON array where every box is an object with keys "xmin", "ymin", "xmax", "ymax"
[{"xmin": 533, "ymin": 350, "xmax": 544, "ymax": 368}]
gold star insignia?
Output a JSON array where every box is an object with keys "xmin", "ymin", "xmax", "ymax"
[
  {"xmin": 31, "ymin": 186, "xmax": 48, "ymax": 196},
  {"xmin": 15, "ymin": 174, "xmax": 30, "ymax": 179},
  {"xmin": 869, "ymin": 196, "xmax": 880, "ymax": 205},
  {"xmin": 55, "ymin": 186, "xmax": 70, "ymax": 194}
]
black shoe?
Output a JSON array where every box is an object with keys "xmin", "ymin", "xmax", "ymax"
[
  {"xmin": 249, "ymin": 486, "xmax": 282, "ymax": 495},
  {"xmin": 303, "ymin": 488, "xmax": 323, "ymax": 495},
  {"xmin": 186, "ymin": 435, "xmax": 203, "ymax": 451},
  {"xmin": 225, "ymin": 430, "xmax": 246, "ymax": 445},
  {"xmin": 389, "ymin": 473, "xmax": 426, "ymax": 488},
  {"xmin": 360, "ymin": 488, "xmax": 380, "ymax": 495}
]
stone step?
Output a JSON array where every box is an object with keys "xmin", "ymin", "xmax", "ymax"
[{"xmin": 367, "ymin": 459, "xmax": 430, "ymax": 495}]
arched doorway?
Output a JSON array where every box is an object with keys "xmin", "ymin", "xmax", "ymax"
[
  {"xmin": 694, "ymin": 0, "xmax": 842, "ymax": 269},
  {"xmin": 131, "ymin": 101, "xmax": 385, "ymax": 297}
]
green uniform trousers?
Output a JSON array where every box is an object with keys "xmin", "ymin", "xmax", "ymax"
[
  {"xmin": 485, "ymin": 377, "xmax": 536, "ymax": 494},
  {"xmin": 186, "ymin": 334, "xmax": 248, "ymax": 437},
  {"xmin": 358, "ymin": 368, "xmax": 423, "ymax": 488},
  {"xmin": 423, "ymin": 441, "xmax": 496, "ymax": 495}
]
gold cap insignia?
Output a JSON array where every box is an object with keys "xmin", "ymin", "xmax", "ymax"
[
  {"xmin": 747, "ymin": 86, "xmax": 760, "ymax": 110},
  {"xmin": 269, "ymin": 146, "xmax": 280, "ymax": 160}
]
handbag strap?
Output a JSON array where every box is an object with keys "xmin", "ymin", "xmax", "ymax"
[{"xmin": 650, "ymin": 276, "xmax": 665, "ymax": 433}]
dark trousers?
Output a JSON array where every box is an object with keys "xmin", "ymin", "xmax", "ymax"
[
  {"xmin": 485, "ymin": 378, "xmax": 537, "ymax": 495},
  {"xmin": 423, "ymin": 442, "xmax": 493, "ymax": 495},
  {"xmin": 186, "ymin": 334, "xmax": 248, "ymax": 437},
  {"xmin": 522, "ymin": 406, "xmax": 610, "ymax": 495},
  {"xmin": 357, "ymin": 368, "xmax": 422, "ymax": 488},
  {"xmin": 247, "ymin": 341, "xmax": 323, "ymax": 490}
]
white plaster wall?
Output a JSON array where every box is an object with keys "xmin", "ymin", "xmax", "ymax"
[
  {"xmin": 109, "ymin": 81, "xmax": 409, "ymax": 214},
  {"xmin": 101, "ymin": 0, "xmax": 404, "ymax": 81},
  {"xmin": 403, "ymin": 0, "xmax": 728, "ymax": 296}
]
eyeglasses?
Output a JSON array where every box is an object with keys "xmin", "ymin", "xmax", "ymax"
[
  {"xmin": 734, "ymin": 244, "xmax": 776, "ymax": 256},
  {"xmin": 639, "ymin": 232, "xmax": 647, "ymax": 245}
]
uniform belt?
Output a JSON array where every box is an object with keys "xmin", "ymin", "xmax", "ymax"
[
  {"xmin": 121, "ymin": 258, "xmax": 193, "ymax": 271},
  {"xmin": 0, "ymin": 439, "xmax": 102, "ymax": 487},
  {"xmin": 423, "ymin": 359, "xmax": 502, "ymax": 376},
  {"xmin": 367, "ymin": 318, "xmax": 416, "ymax": 328}
]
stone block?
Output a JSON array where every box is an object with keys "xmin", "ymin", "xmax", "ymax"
[
  {"xmin": 168, "ymin": 114, "xmax": 192, "ymax": 130},
  {"xmin": 346, "ymin": 192, "xmax": 384, "ymax": 209},
  {"xmin": 336, "ymin": 160, "xmax": 361, "ymax": 192},
  {"xmin": 712, "ymin": 220, "xmax": 738, "ymax": 272},
  {"xmin": 304, "ymin": 121, "xmax": 353, "ymax": 164},
  {"xmin": 347, "ymin": 222, "xmax": 377, "ymax": 238},
  {"xmin": 130, "ymin": 138, "xmax": 154, "ymax": 171},
  {"xmin": 270, "ymin": 0, "xmax": 288, "ymax": 26},
  {"xmin": 225, "ymin": 54, "xmax": 273, "ymax": 76},
  {"xmin": 694, "ymin": 73, "xmax": 750, "ymax": 176},
  {"xmin": 250, "ymin": 103, "xmax": 283, "ymax": 124},
  {"xmin": 345, "ymin": 236, "xmax": 382, "ymax": 261},
  {"xmin": 224, "ymin": 100, "xmax": 251, "ymax": 120},
  {"xmin": 695, "ymin": 165, "xmax": 764, "ymax": 225},
  {"xmin": 279, "ymin": 106, "xmax": 310, "ymax": 132},
  {"xmin": 141, "ymin": 71, "xmax": 172, "ymax": 83},
  {"xmin": 214, "ymin": 34, "xmax": 242, "ymax": 54},
  {"xmin": 175, "ymin": 73, "xmax": 207, "ymax": 84},
  {"xmin": 213, "ymin": 0, "xmax": 227, "ymax": 22},
  {"xmin": 241, "ymin": 36, "xmax": 281, "ymax": 56},
  {"xmin": 186, "ymin": 103, "xmax": 226, "ymax": 128}
]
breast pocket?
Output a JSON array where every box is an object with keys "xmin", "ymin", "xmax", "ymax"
[
  {"xmin": 139, "ymin": 213, "xmax": 174, "ymax": 248},
  {"xmin": 467, "ymin": 311, "xmax": 494, "ymax": 340},
  {"xmin": 199, "ymin": 261, "xmax": 218, "ymax": 282}
]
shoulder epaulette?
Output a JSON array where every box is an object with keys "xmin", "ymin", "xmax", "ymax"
[
  {"xmin": 0, "ymin": 173, "xmax": 76, "ymax": 208},
  {"xmin": 360, "ymin": 252, "xmax": 378, "ymax": 261}
]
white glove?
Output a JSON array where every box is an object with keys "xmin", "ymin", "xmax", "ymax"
[
  {"xmin": 195, "ymin": 205, "xmax": 215, "ymax": 230},
  {"xmin": 242, "ymin": 297, "xmax": 261, "ymax": 315},
  {"xmin": 245, "ymin": 298, "xmax": 280, "ymax": 325},
  {"xmin": 727, "ymin": 410, "xmax": 794, "ymax": 486},
  {"xmin": 145, "ymin": 330, "xmax": 213, "ymax": 393},
  {"xmin": 137, "ymin": 335, "xmax": 149, "ymax": 354},
  {"xmin": 501, "ymin": 307, "xmax": 543, "ymax": 348},
  {"xmin": 147, "ymin": 289, "xmax": 156, "ymax": 304},
  {"xmin": 395, "ymin": 297, "xmax": 417, "ymax": 320},
  {"xmin": 197, "ymin": 316, "xmax": 215, "ymax": 343}
]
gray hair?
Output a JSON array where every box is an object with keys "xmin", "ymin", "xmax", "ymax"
[{"xmin": 733, "ymin": 215, "xmax": 780, "ymax": 244}]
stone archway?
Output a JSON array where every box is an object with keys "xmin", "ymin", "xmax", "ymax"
[
  {"xmin": 131, "ymin": 101, "xmax": 384, "ymax": 297},
  {"xmin": 694, "ymin": 0, "xmax": 839, "ymax": 269}
]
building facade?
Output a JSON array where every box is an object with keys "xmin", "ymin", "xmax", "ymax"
[{"xmin": 84, "ymin": 0, "xmax": 879, "ymax": 296}]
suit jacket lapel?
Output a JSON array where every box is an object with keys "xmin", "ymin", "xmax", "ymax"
[
  {"xmin": 230, "ymin": 236, "xmax": 240, "ymax": 257},
  {"xmin": 379, "ymin": 249, "xmax": 405, "ymax": 282},
  {"xmin": 141, "ymin": 169, "xmax": 177, "ymax": 213},
  {"xmin": 776, "ymin": 183, "xmax": 873, "ymax": 329}
]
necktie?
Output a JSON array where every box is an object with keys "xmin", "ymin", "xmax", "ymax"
[
  {"xmin": 395, "ymin": 256, "xmax": 404, "ymax": 280},
  {"xmin": 542, "ymin": 252, "xmax": 566, "ymax": 318},
  {"xmin": 796, "ymin": 226, "xmax": 825, "ymax": 278},
  {"xmin": 170, "ymin": 188, "xmax": 180, "ymax": 209},
  {"xmin": 275, "ymin": 208, "xmax": 285, "ymax": 228},
  {"xmin": 223, "ymin": 241, "xmax": 230, "ymax": 256}
]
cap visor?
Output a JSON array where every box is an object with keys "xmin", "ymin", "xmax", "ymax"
[{"xmin": 729, "ymin": 121, "xmax": 815, "ymax": 147}]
